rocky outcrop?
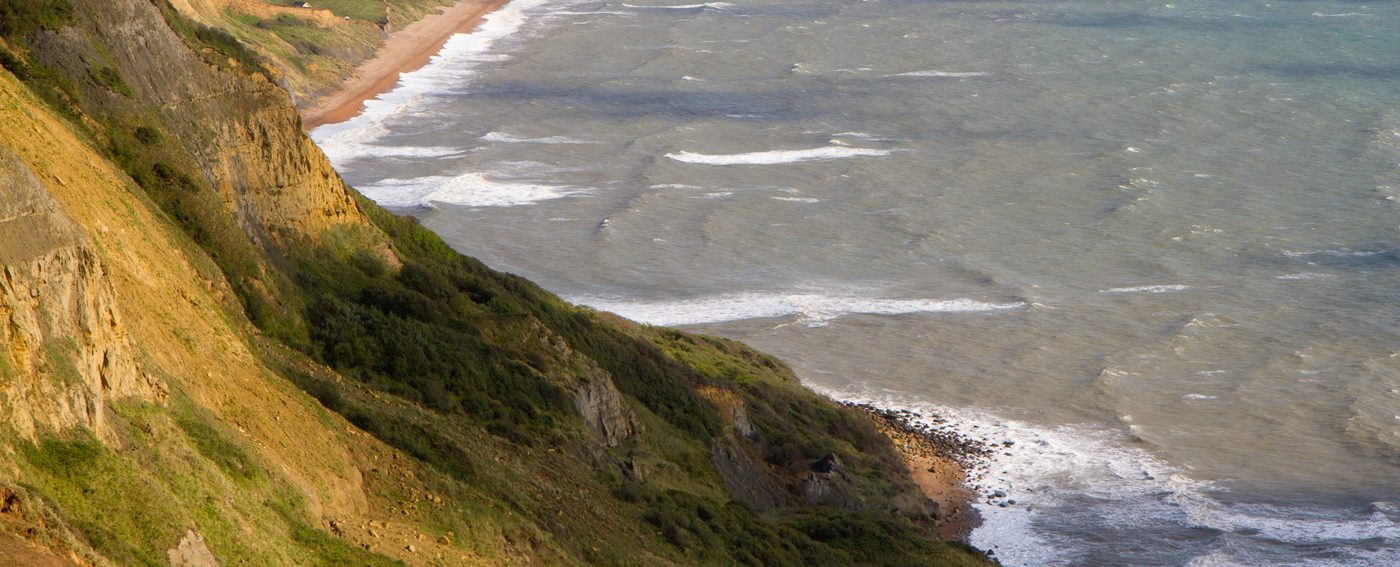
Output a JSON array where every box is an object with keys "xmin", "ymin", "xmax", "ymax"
[
  {"xmin": 803, "ymin": 453, "xmax": 861, "ymax": 510},
  {"xmin": 167, "ymin": 530, "xmax": 218, "ymax": 567},
  {"xmin": 511, "ymin": 320, "xmax": 639, "ymax": 446},
  {"xmin": 0, "ymin": 147, "xmax": 163, "ymax": 441},
  {"xmin": 572, "ymin": 369, "xmax": 639, "ymax": 447},
  {"xmin": 712, "ymin": 442, "xmax": 787, "ymax": 512}
]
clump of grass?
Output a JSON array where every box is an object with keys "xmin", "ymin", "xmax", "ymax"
[{"xmin": 89, "ymin": 66, "xmax": 131, "ymax": 97}]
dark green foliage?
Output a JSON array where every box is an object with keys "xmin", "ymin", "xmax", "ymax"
[
  {"xmin": 0, "ymin": 43, "xmax": 30, "ymax": 78},
  {"xmin": 0, "ymin": 0, "xmax": 73, "ymax": 40},
  {"xmin": 297, "ymin": 251, "xmax": 574, "ymax": 446},
  {"xmin": 779, "ymin": 509, "xmax": 989, "ymax": 566},
  {"xmin": 267, "ymin": 355, "xmax": 479, "ymax": 482},
  {"xmin": 357, "ymin": 201, "xmax": 725, "ymax": 441},
  {"xmin": 631, "ymin": 487, "xmax": 986, "ymax": 566},
  {"xmin": 133, "ymin": 126, "xmax": 162, "ymax": 145},
  {"xmin": 537, "ymin": 307, "xmax": 724, "ymax": 440}
]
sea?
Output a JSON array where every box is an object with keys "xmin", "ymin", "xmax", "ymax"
[{"xmin": 310, "ymin": 0, "xmax": 1400, "ymax": 564}]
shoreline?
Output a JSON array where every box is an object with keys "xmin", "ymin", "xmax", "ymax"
[
  {"xmin": 299, "ymin": 0, "xmax": 511, "ymax": 130},
  {"xmin": 850, "ymin": 402, "xmax": 991, "ymax": 542}
]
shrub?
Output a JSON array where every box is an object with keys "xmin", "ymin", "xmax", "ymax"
[{"xmin": 0, "ymin": 0, "xmax": 74, "ymax": 40}]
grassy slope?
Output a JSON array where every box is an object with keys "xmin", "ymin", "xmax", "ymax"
[
  {"xmin": 178, "ymin": 0, "xmax": 455, "ymax": 103},
  {"xmin": 0, "ymin": 2, "xmax": 992, "ymax": 565}
]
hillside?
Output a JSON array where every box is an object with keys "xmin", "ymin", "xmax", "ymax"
[{"xmin": 0, "ymin": 1, "xmax": 991, "ymax": 565}]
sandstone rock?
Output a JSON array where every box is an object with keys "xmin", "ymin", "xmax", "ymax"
[
  {"xmin": 167, "ymin": 530, "xmax": 218, "ymax": 567},
  {"xmin": 0, "ymin": 147, "xmax": 163, "ymax": 441}
]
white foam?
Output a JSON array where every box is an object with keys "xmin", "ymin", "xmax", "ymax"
[
  {"xmin": 311, "ymin": 0, "xmax": 556, "ymax": 167},
  {"xmin": 551, "ymin": 10, "xmax": 635, "ymax": 17},
  {"xmin": 891, "ymin": 70, "xmax": 990, "ymax": 78},
  {"xmin": 1312, "ymin": 12, "xmax": 1368, "ymax": 18},
  {"xmin": 480, "ymin": 131, "xmax": 595, "ymax": 144},
  {"xmin": 772, "ymin": 196, "xmax": 821, "ymax": 203},
  {"xmin": 1283, "ymin": 248, "xmax": 1389, "ymax": 258},
  {"xmin": 1277, "ymin": 272, "xmax": 1334, "ymax": 280},
  {"xmin": 1101, "ymin": 284, "xmax": 1191, "ymax": 293},
  {"xmin": 357, "ymin": 172, "xmax": 585, "ymax": 208},
  {"xmin": 665, "ymin": 145, "xmax": 892, "ymax": 165},
  {"xmin": 568, "ymin": 291, "xmax": 1025, "ymax": 326},
  {"xmin": 621, "ymin": 2, "xmax": 733, "ymax": 10},
  {"xmin": 814, "ymin": 388, "xmax": 1400, "ymax": 566}
]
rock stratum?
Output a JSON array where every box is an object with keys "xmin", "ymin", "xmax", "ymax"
[{"xmin": 0, "ymin": 1, "xmax": 991, "ymax": 565}]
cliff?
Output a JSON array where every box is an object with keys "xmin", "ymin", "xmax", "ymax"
[{"xmin": 0, "ymin": 1, "xmax": 990, "ymax": 565}]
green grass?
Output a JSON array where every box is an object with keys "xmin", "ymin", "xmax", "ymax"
[
  {"xmin": 295, "ymin": 0, "xmax": 386, "ymax": 22},
  {"xmin": 303, "ymin": 0, "xmax": 453, "ymax": 23},
  {"xmin": 22, "ymin": 432, "xmax": 191, "ymax": 565},
  {"xmin": 17, "ymin": 399, "xmax": 402, "ymax": 566}
]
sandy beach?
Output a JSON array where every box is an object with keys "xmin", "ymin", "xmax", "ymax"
[{"xmin": 300, "ymin": 0, "xmax": 510, "ymax": 129}]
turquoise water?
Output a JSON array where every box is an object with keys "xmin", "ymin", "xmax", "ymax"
[{"xmin": 314, "ymin": 1, "xmax": 1400, "ymax": 564}]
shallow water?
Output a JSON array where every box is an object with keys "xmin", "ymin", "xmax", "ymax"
[{"xmin": 313, "ymin": 0, "xmax": 1400, "ymax": 564}]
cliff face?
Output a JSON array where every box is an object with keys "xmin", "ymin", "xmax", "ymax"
[
  {"xmin": 0, "ymin": 2, "xmax": 989, "ymax": 565},
  {"xmin": 0, "ymin": 147, "xmax": 160, "ymax": 442},
  {"xmin": 30, "ymin": 0, "xmax": 377, "ymax": 255}
]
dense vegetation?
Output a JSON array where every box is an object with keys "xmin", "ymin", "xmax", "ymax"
[{"xmin": 0, "ymin": 0, "xmax": 72, "ymax": 39}]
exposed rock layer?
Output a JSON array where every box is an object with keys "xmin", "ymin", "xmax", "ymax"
[{"xmin": 0, "ymin": 147, "xmax": 161, "ymax": 441}]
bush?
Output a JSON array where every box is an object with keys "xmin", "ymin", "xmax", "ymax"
[
  {"xmin": 133, "ymin": 126, "xmax": 162, "ymax": 146},
  {"xmin": 0, "ymin": 0, "xmax": 73, "ymax": 40}
]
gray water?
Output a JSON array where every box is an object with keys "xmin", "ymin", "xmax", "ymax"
[{"xmin": 313, "ymin": 0, "xmax": 1400, "ymax": 564}]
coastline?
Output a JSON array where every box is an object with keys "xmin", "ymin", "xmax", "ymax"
[
  {"xmin": 851, "ymin": 403, "xmax": 990, "ymax": 542},
  {"xmin": 299, "ymin": 0, "xmax": 511, "ymax": 129},
  {"xmin": 297, "ymin": 0, "xmax": 993, "ymax": 550}
]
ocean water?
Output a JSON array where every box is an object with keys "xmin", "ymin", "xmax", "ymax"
[{"xmin": 312, "ymin": 0, "xmax": 1400, "ymax": 564}]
